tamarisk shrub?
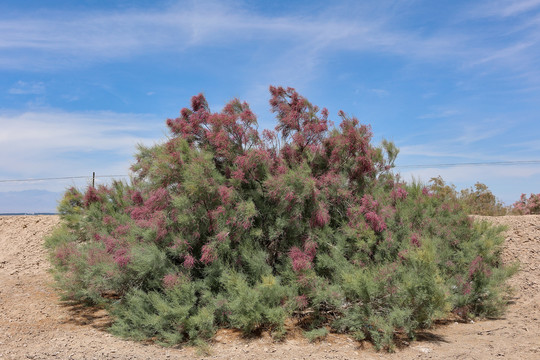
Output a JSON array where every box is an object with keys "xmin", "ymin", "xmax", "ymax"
[
  {"xmin": 46, "ymin": 86, "xmax": 515, "ymax": 350},
  {"xmin": 511, "ymin": 193, "xmax": 540, "ymax": 214},
  {"xmin": 459, "ymin": 182, "xmax": 507, "ymax": 216},
  {"xmin": 428, "ymin": 176, "xmax": 507, "ymax": 216}
]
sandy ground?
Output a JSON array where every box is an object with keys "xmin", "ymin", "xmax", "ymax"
[{"xmin": 0, "ymin": 215, "xmax": 538, "ymax": 360}]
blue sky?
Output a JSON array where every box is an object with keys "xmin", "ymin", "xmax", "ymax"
[{"xmin": 1, "ymin": 0, "xmax": 539, "ymax": 212}]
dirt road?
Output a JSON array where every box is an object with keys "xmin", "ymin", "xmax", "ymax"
[{"xmin": 0, "ymin": 215, "xmax": 538, "ymax": 359}]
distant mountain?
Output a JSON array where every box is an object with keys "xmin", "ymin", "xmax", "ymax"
[{"xmin": 0, "ymin": 190, "xmax": 62, "ymax": 213}]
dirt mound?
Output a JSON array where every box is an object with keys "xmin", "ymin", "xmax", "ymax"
[{"xmin": 0, "ymin": 215, "xmax": 538, "ymax": 359}]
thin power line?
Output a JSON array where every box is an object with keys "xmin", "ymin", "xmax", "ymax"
[
  {"xmin": 0, "ymin": 174, "xmax": 129, "ymax": 183},
  {"xmin": 0, "ymin": 160, "xmax": 539, "ymax": 183},
  {"xmin": 396, "ymin": 160, "xmax": 540, "ymax": 169}
]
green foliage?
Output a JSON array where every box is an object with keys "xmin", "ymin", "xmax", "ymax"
[
  {"xmin": 429, "ymin": 177, "xmax": 507, "ymax": 216},
  {"xmin": 222, "ymin": 272, "xmax": 288, "ymax": 337},
  {"xmin": 127, "ymin": 244, "xmax": 174, "ymax": 291},
  {"xmin": 46, "ymin": 86, "xmax": 515, "ymax": 351},
  {"xmin": 459, "ymin": 182, "xmax": 507, "ymax": 216},
  {"xmin": 110, "ymin": 283, "xmax": 201, "ymax": 345},
  {"xmin": 304, "ymin": 327, "xmax": 329, "ymax": 342}
]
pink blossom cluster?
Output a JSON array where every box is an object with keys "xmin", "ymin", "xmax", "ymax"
[
  {"xmin": 162, "ymin": 273, "xmax": 180, "ymax": 289},
  {"xmin": 358, "ymin": 194, "xmax": 387, "ymax": 232},
  {"xmin": 468, "ymin": 256, "xmax": 490, "ymax": 278},
  {"xmin": 83, "ymin": 186, "xmax": 100, "ymax": 207},
  {"xmin": 289, "ymin": 240, "xmax": 317, "ymax": 273},
  {"xmin": 54, "ymin": 243, "xmax": 79, "ymax": 266},
  {"xmin": 512, "ymin": 193, "xmax": 540, "ymax": 215},
  {"xmin": 311, "ymin": 206, "xmax": 330, "ymax": 228},
  {"xmin": 410, "ymin": 233, "xmax": 421, "ymax": 247},
  {"xmin": 391, "ymin": 186, "xmax": 408, "ymax": 202},
  {"xmin": 200, "ymin": 244, "xmax": 217, "ymax": 265},
  {"xmin": 183, "ymin": 254, "xmax": 196, "ymax": 269},
  {"xmin": 113, "ymin": 248, "xmax": 130, "ymax": 268}
]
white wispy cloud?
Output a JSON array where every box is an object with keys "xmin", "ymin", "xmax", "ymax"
[
  {"xmin": 0, "ymin": 0, "xmax": 537, "ymax": 97},
  {"xmin": 395, "ymin": 114, "xmax": 524, "ymax": 175},
  {"xmin": 504, "ymin": 139, "xmax": 540, "ymax": 153},
  {"xmin": 460, "ymin": 0, "xmax": 540, "ymax": 81},
  {"xmin": 398, "ymin": 144, "xmax": 486, "ymax": 160},
  {"xmin": 468, "ymin": 41, "xmax": 536, "ymax": 67},
  {"xmin": 455, "ymin": 119, "xmax": 511, "ymax": 145},
  {"xmin": 0, "ymin": 110, "xmax": 162, "ymax": 181},
  {"xmin": 0, "ymin": 2, "xmax": 476, "ymax": 70},
  {"xmin": 468, "ymin": 0, "xmax": 540, "ymax": 18},
  {"xmin": 370, "ymin": 89, "xmax": 390, "ymax": 97},
  {"xmin": 418, "ymin": 109, "xmax": 460, "ymax": 119},
  {"xmin": 400, "ymin": 164, "xmax": 540, "ymax": 184},
  {"xmin": 8, "ymin": 81, "xmax": 45, "ymax": 95}
]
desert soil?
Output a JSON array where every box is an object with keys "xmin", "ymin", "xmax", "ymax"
[{"xmin": 0, "ymin": 215, "xmax": 538, "ymax": 360}]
